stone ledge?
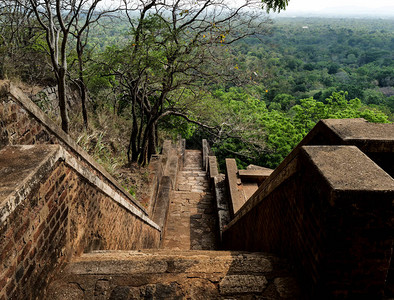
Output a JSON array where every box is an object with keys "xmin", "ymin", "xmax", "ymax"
[
  {"xmin": 322, "ymin": 118, "xmax": 394, "ymax": 151},
  {"xmin": 0, "ymin": 145, "xmax": 160, "ymax": 230},
  {"xmin": 301, "ymin": 145, "xmax": 394, "ymax": 192},
  {"xmin": 225, "ymin": 158, "xmax": 246, "ymax": 217},
  {"xmin": 46, "ymin": 250, "xmax": 301, "ymax": 299},
  {"xmin": 238, "ymin": 169, "xmax": 273, "ymax": 181}
]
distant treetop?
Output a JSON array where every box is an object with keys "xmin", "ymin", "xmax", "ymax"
[{"xmin": 262, "ymin": 0, "xmax": 289, "ymax": 12}]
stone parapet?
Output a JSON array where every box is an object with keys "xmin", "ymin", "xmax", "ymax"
[
  {"xmin": 150, "ymin": 139, "xmax": 184, "ymax": 246},
  {"xmin": 202, "ymin": 139, "xmax": 213, "ymax": 171},
  {"xmin": 223, "ymin": 118, "xmax": 394, "ymax": 299},
  {"xmin": 0, "ymin": 80, "xmax": 147, "ymax": 213},
  {"xmin": 225, "ymin": 158, "xmax": 246, "ymax": 217},
  {"xmin": 0, "ymin": 145, "xmax": 161, "ymax": 299},
  {"xmin": 204, "ymin": 150, "xmax": 230, "ymax": 245}
]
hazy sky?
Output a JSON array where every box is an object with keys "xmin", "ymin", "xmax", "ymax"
[{"xmin": 280, "ymin": 0, "xmax": 394, "ymax": 16}]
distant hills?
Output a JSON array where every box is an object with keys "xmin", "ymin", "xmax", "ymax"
[{"xmin": 275, "ymin": 6, "xmax": 394, "ymax": 18}]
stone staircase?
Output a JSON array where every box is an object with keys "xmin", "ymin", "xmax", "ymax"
[
  {"xmin": 45, "ymin": 150, "xmax": 300, "ymax": 299},
  {"xmin": 2, "ymin": 81, "xmax": 393, "ymax": 299},
  {"xmin": 161, "ymin": 150, "xmax": 217, "ymax": 250}
]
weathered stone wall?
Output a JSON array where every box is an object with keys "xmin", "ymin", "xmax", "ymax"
[
  {"xmin": 0, "ymin": 94, "xmax": 52, "ymax": 147},
  {"xmin": 30, "ymin": 85, "xmax": 80, "ymax": 119},
  {"xmin": 0, "ymin": 80, "xmax": 147, "ymax": 214},
  {"xmin": 203, "ymin": 141, "xmax": 230, "ymax": 245},
  {"xmin": 0, "ymin": 145, "xmax": 160, "ymax": 300},
  {"xmin": 150, "ymin": 139, "xmax": 183, "ymax": 240},
  {"xmin": 222, "ymin": 120, "xmax": 394, "ymax": 298},
  {"xmin": 0, "ymin": 80, "xmax": 162, "ymax": 299}
]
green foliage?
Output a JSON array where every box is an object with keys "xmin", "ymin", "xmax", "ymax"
[
  {"xmin": 262, "ymin": 0, "xmax": 289, "ymax": 12},
  {"xmin": 4, "ymin": 8, "xmax": 394, "ymax": 173},
  {"xmin": 127, "ymin": 186, "xmax": 136, "ymax": 197},
  {"xmin": 228, "ymin": 18, "xmax": 394, "ymax": 116},
  {"xmin": 260, "ymin": 109, "xmax": 301, "ymax": 168},
  {"xmin": 206, "ymin": 90, "xmax": 390, "ymax": 169},
  {"xmin": 76, "ymin": 130, "xmax": 127, "ymax": 174},
  {"xmin": 269, "ymin": 92, "xmax": 389, "ymax": 166},
  {"xmin": 294, "ymin": 92, "xmax": 388, "ymax": 126}
]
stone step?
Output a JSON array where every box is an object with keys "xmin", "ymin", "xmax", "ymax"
[
  {"xmin": 184, "ymin": 150, "xmax": 203, "ymax": 170},
  {"xmin": 183, "ymin": 167, "xmax": 204, "ymax": 171},
  {"xmin": 45, "ymin": 250, "xmax": 301, "ymax": 299}
]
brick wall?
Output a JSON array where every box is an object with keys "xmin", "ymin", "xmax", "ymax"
[
  {"xmin": 0, "ymin": 80, "xmax": 146, "ymax": 213},
  {"xmin": 223, "ymin": 139, "xmax": 394, "ymax": 297},
  {"xmin": 0, "ymin": 81, "xmax": 161, "ymax": 299},
  {"xmin": 0, "ymin": 96, "xmax": 54, "ymax": 147},
  {"xmin": 0, "ymin": 154, "xmax": 160, "ymax": 299}
]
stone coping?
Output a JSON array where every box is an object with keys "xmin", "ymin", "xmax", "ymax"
[
  {"xmin": 238, "ymin": 169, "xmax": 273, "ymax": 180},
  {"xmin": 65, "ymin": 250, "xmax": 288, "ymax": 277},
  {"xmin": 225, "ymin": 158, "xmax": 246, "ymax": 216},
  {"xmin": 302, "ymin": 146, "xmax": 394, "ymax": 192},
  {"xmin": 225, "ymin": 144, "xmax": 394, "ymax": 232},
  {"xmin": 324, "ymin": 118, "xmax": 394, "ymax": 144},
  {"xmin": 229, "ymin": 119, "xmax": 393, "ymax": 220},
  {"xmin": 0, "ymin": 80, "xmax": 147, "ymax": 214},
  {"xmin": 0, "ymin": 145, "xmax": 161, "ymax": 231}
]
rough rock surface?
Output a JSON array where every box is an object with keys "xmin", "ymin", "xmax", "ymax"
[{"xmin": 46, "ymin": 250, "xmax": 300, "ymax": 299}]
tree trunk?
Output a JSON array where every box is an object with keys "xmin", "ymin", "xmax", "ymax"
[
  {"xmin": 77, "ymin": 40, "xmax": 88, "ymax": 129},
  {"xmin": 138, "ymin": 121, "xmax": 151, "ymax": 166},
  {"xmin": 138, "ymin": 133, "xmax": 149, "ymax": 165},
  {"xmin": 138, "ymin": 118, "xmax": 158, "ymax": 166},
  {"xmin": 58, "ymin": 67, "xmax": 69, "ymax": 133},
  {"xmin": 148, "ymin": 122, "xmax": 157, "ymax": 159},
  {"xmin": 127, "ymin": 101, "xmax": 140, "ymax": 163},
  {"xmin": 80, "ymin": 81, "xmax": 88, "ymax": 129}
]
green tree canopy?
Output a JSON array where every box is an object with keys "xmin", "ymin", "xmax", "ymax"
[{"xmin": 262, "ymin": 0, "xmax": 289, "ymax": 12}]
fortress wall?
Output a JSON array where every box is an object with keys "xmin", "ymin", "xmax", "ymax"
[
  {"xmin": 0, "ymin": 145, "xmax": 160, "ymax": 300},
  {"xmin": 0, "ymin": 81, "xmax": 162, "ymax": 299},
  {"xmin": 223, "ymin": 119, "xmax": 394, "ymax": 298},
  {"xmin": 223, "ymin": 145, "xmax": 393, "ymax": 298},
  {"xmin": 0, "ymin": 80, "xmax": 147, "ymax": 214}
]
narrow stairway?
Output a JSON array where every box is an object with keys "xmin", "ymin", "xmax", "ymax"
[
  {"xmin": 46, "ymin": 150, "xmax": 300, "ymax": 299},
  {"xmin": 161, "ymin": 150, "xmax": 217, "ymax": 250}
]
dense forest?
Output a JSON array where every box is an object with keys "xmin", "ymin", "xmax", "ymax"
[
  {"xmin": 203, "ymin": 17, "xmax": 394, "ymax": 168},
  {"xmin": 1, "ymin": 0, "xmax": 392, "ymax": 171}
]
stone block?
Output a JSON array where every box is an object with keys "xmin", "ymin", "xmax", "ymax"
[
  {"xmin": 46, "ymin": 250, "xmax": 299, "ymax": 299},
  {"xmin": 152, "ymin": 176, "xmax": 172, "ymax": 230},
  {"xmin": 202, "ymin": 139, "xmax": 210, "ymax": 171},
  {"xmin": 219, "ymin": 275, "xmax": 268, "ymax": 295},
  {"xmin": 238, "ymin": 169, "xmax": 273, "ymax": 183},
  {"xmin": 208, "ymin": 156, "xmax": 219, "ymax": 179},
  {"xmin": 225, "ymin": 158, "xmax": 246, "ymax": 217},
  {"xmin": 301, "ymin": 146, "xmax": 393, "ymax": 193}
]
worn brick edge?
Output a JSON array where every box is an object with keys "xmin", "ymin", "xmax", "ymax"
[
  {"xmin": 0, "ymin": 80, "xmax": 147, "ymax": 214},
  {"xmin": 0, "ymin": 144, "xmax": 161, "ymax": 231}
]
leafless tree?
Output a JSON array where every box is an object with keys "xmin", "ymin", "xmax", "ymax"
[
  {"xmin": 20, "ymin": 0, "xmax": 119, "ymax": 133},
  {"xmin": 70, "ymin": 1, "xmax": 119, "ymax": 128},
  {"xmin": 103, "ymin": 0, "xmax": 271, "ymax": 165},
  {"xmin": 0, "ymin": 0, "xmax": 43, "ymax": 80}
]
